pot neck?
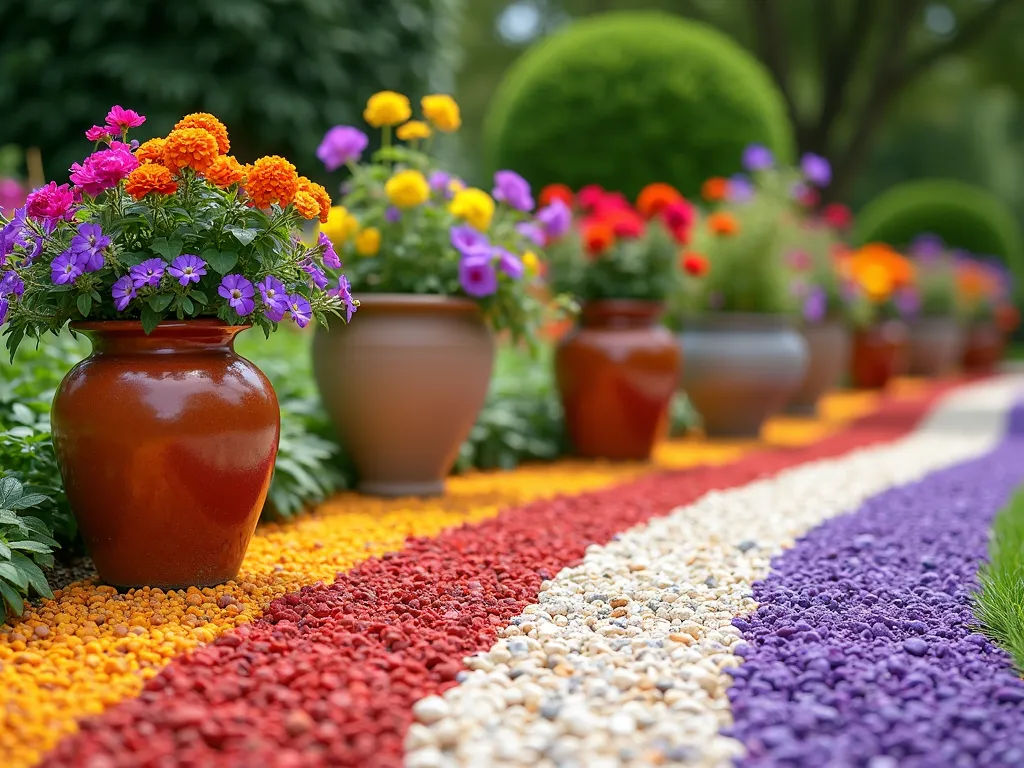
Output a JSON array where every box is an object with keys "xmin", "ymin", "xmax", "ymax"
[
  {"xmin": 71, "ymin": 321, "xmax": 248, "ymax": 355},
  {"xmin": 580, "ymin": 301, "xmax": 664, "ymax": 330}
]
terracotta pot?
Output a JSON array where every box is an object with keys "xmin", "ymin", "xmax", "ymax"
[
  {"xmin": 554, "ymin": 300, "xmax": 680, "ymax": 461},
  {"xmin": 908, "ymin": 317, "xmax": 964, "ymax": 377},
  {"xmin": 678, "ymin": 314, "xmax": 808, "ymax": 438},
  {"xmin": 312, "ymin": 294, "xmax": 494, "ymax": 497},
  {"xmin": 851, "ymin": 320, "xmax": 910, "ymax": 389},
  {"xmin": 786, "ymin": 320, "xmax": 851, "ymax": 416},
  {"xmin": 50, "ymin": 321, "xmax": 280, "ymax": 589},
  {"xmin": 962, "ymin": 321, "xmax": 1004, "ymax": 373}
]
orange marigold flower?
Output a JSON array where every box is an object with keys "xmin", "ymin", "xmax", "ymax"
[
  {"xmin": 539, "ymin": 183, "xmax": 574, "ymax": 209},
  {"xmin": 135, "ymin": 138, "xmax": 167, "ymax": 166},
  {"xmin": 681, "ymin": 252, "xmax": 709, "ymax": 276},
  {"xmin": 583, "ymin": 220, "xmax": 615, "ymax": 257},
  {"xmin": 164, "ymin": 128, "xmax": 220, "ymax": 174},
  {"xmin": 636, "ymin": 183, "xmax": 682, "ymax": 219},
  {"xmin": 204, "ymin": 155, "xmax": 246, "ymax": 188},
  {"xmin": 708, "ymin": 212, "xmax": 740, "ymax": 236},
  {"xmin": 293, "ymin": 191, "xmax": 320, "ymax": 220},
  {"xmin": 297, "ymin": 177, "xmax": 332, "ymax": 223},
  {"xmin": 124, "ymin": 164, "xmax": 178, "ymax": 199},
  {"xmin": 174, "ymin": 113, "xmax": 230, "ymax": 154},
  {"xmin": 701, "ymin": 177, "xmax": 728, "ymax": 202},
  {"xmin": 245, "ymin": 155, "xmax": 299, "ymax": 209}
]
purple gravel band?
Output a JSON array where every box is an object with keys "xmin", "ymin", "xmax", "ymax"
[{"xmin": 726, "ymin": 404, "xmax": 1024, "ymax": 767}]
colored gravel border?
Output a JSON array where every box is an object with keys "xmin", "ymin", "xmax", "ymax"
[
  {"xmin": 37, "ymin": 384, "xmax": 956, "ymax": 767},
  {"xmin": 402, "ymin": 377, "xmax": 1020, "ymax": 767},
  {"xmin": 727, "ymin": 398, "xmax": 1024, "ymax": 766}
]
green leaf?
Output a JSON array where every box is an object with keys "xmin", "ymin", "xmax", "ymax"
[
  {"xmin": 77, "ymin": 293, "xmax": 93, "ymax": 317},
  {"xmin": 0, "ymin": 510, "xmax": 26, "ymax": 529},
  {"xmin": 121, "ymin": 251, "xmax": 149, "ymax": 267},
  {"xmin": 0, "ymin": 477, "xmax": 23, "ymax": 508},
  {"xmin": 203, "ymin": 249, "xmax": 238, "ymax": 275},
  {"xmin": 226, "ymin": 227, "xmax": 258, "ymax": 247},
  {"xmin": 191, "ymin": 290, "xmax": 209, "ymax": 305},
  {"xmin": 8, "ymin": 540, "xmax": 52, "ymax": 554},
  {"xmin": 0, "ymin": 541, "xmax": 10, "ymax": 559},
  {"xmin": 10, "ymin": 403, "xmax": 36, "ymax": 425},
  {"xmin": 12, "ymin": 552, "xmax": 52, "ymax": 598},
  {"xmin": 151, "ymin": 236, "xmax": 184, "ymax": 261},
  {"xmin": 149, "ymin": 293, "xmax": 174, "ymax": 312},
  {"xmin": 141, "ymin": 304, "xmax": 163, "ymax": 335},
  {"xmin": 8, "ymin": 493, "xmax": 49, "ymax": 510},
  {"xmin": 0, "ymin": 581, "xmax": 24, "ymax": 617},
  {"xmin": 180, "ymin": 296, "xmax": 195, "ymax": 315},
  {"xmin": 0, "ymin": 562, "xmax": 27, "ymax": 590}
]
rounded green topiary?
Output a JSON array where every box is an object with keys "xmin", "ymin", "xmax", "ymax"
[
  {"xmin": 483, "ymin": 12, "xmax": 794, "ymax": 199},
  {"xmin": 856, "ymin": 179, "xmax": 1024, "ymax": 269}
]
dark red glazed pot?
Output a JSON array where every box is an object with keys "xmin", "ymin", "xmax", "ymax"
[
  {"xmin": 961, "ymin": 321, "xmax": 1004, "ymax": 374},
  {"xmin": 851, "ymin": 320, "xmax": 910, "ymax": 390},
  {"xmin": 50, "ymin": 321, "xmax": 280, "ymax": 589},
  {"xmin": 555, "ymin": 300, "xmax": 680, "ymax": 461}
]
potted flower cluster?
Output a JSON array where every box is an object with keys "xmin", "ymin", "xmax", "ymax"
[
  {"xmin": 901, "ymin": 235, "xmax": 964, "ymax": 377},
  {"xmin": 0, "ymin": 107, "xmax": 354, "ymax": 588},
  {"xmin": 956, "ymin": 254, "xmax": 1018, "ymax": 373},
  {"xmin": 543, "ymin": 182, "xmax": 687, "ymax": 460},
  {"xmin": 839, "ymin": 243, "xmax": 916, "ymax": 389},
  {"xmin": 312, "ymin": 91, "xmax": 566, "ymax": 497}
]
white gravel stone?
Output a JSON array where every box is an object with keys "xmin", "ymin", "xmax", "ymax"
[{"xmin": 404, "ymin": 377, "xmax": 1022, "ymax": 767}]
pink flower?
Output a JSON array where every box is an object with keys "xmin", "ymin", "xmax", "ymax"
[
  {"xmin": 104, "ymin": 105, "xmax": 146, "ymax": 130},
  {"xmin": 25, "ymin": 182, "xmax": 76, "ymax": 222},
  {"xmin": 85, "ymin": 125, "xmax": 113, "ymax": 142},
  {"xmin": 70, "ymin": 146, "xmax": 140, "ymax": 197}
]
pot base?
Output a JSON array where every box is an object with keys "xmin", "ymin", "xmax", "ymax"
[
  {"xmin": 358, "ymin": 479, "xmax": 446, "ymax": 498},
  {"xmin": 784, "ymin": 401, "xmax": 818, "ymax": 417}
]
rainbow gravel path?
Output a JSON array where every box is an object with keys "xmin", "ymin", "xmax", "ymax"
[{"xmin": 0, "ymin": 379, "xmax": 996, "ymax": 768}]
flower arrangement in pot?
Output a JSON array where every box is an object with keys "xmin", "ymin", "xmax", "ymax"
[
  {"xmin": 543, "ymin": 182, "xmax": 688, "ymax": 461},
  {"xmin": 313, "ymin": 91, "xmax": 566, "ymax": 497},
  {"xmin": 0, "ymin": 107, "xmax": 355, "ymax": 588},
  {"xmin": 839, "ymin": 242, "xmax": 917, "ymax": 389},
  {"xmin": 670, "ymin": 146, "xmax": 824, "ymax": 437},
  {"xmin": 956, "ymin": 254, "xmax": 1018, "ymax": 374}
]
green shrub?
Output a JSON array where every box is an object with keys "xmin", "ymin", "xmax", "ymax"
[
  {"xmin": 483, "ymin": 12, "xmax": 794, "ymax": 199},
  {"xmin": 855, "ymin": 180, "xmax": 1024, "ymax": 279},
  {"xmin": 0, "ymin": 477, "xmax": 57, "ymax": 624}
]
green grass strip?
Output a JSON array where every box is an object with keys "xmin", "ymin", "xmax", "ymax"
[{"xmin": 975, "ymin": 487, "xmax": 1024, "ymax": 673}]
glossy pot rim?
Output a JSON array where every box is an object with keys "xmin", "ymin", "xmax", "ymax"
[
  {"xmin": 345, "ymin": 293, "xmax": 482, "ymax": 316},
  {"xmin": 70, "ymin": 319, "xmax": 251, "ymax": 335},
  {"xmin": 679, "ymin": 312, "xmax": 797, "ymax": 331}
]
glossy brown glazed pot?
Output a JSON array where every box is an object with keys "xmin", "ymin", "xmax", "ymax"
[
  {"xmin": 555, "ymin": 301, "xmax": 680, "ymax": 461},
  {"xmin": 50, "ymin": 321, "xmax": 280, "ymax": 589},
  {"xmin": 961, "ymin": 321, "xmax": 1004, "ymax": 373},
  {"xmin": 851, "ymin": 320, "xmax": 910, "ymax": 389},
  {"xmin": 908, "ymin": 317, "xmax": 964, "ymax": 377},
  {"xmin": 312, "ymin": 294, "xmax": 494, "ymax": 497},
  {"xmin": 786, "ymin": 320, "xmax": 851, "ymax": 416}
]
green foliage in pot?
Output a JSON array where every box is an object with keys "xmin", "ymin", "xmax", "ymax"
[
  {"xmin": 779, "ymin": 217, "xmax": 865, "ymax": 327},
  {"xmin": 482, "ymin": 12, "xmax": 794, "ymax": 200},
  {"xmin": 0, "ymin": 477, "xmax": 57, "ymax": 624}
]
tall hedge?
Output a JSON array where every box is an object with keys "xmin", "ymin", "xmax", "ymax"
[
  {"xmin": 483, "ymin": 12, "xmax": 794, "ymax": 199},
  {"xmin": 0, "ymin": 0, "xmax": 463, "ymax": 185},
  {"xmin": 855, "ymin": 179, "xmax": 1024, "ymax": 271}
]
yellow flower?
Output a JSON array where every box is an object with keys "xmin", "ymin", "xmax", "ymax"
[
  {"xmin": 856, "ymin": 263, "xmax": 894, "ymax": 301},
  {"xmin": 321, "ymin": 206, "xmax": 360, "ymax": 244},
  {"xmin": 385, "ymin": 169, "xmax": 430, "ymax": 209},
  {"xmin": 522, "ymin": 251, "xmax": 540, "ymax": 276},
  {"xmin": 449, "ymin": 187, "xmax": 495, "ymax": 231},
  {"xmin": 364, "ymin": 91, "xmax": 412, "ymax": 128},
  {"xmin": 448, "ymin": 179, "xmax": 465, "ymax": 195},
  {"xmin": 421, "ymin": 94, "xmax": 461, "ymax": 132},
  {"xmin": 355, "ymin": 227, "xmax": 381, "ymax": 257},
  {"xmin": 396, "ymin": 120, "xmax": 432, "ymax": 141}
]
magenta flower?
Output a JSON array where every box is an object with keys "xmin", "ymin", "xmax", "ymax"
[
  {"xmin": 458, "ymin": 254, "xmax": 498, "ymax": 298},
  {"xmin": 496, "ymin": 248, "xmax": 524, "ymax": 279},
  {"xmin": 111, "ymin": 275, "xmax": 136, "ymax": 311},
  {"xmin": 515, "ymin": 222, "xmax": 545, "ymax": 246},
  {"xmin": 130, "ymin": 258, "xmax": 165, "ymax": 288},
  {"xmin": 318, "ymin": 232, "xmax": 341, "ymax": 269},
  {"xmin": 536, "ymin": 200, "xmax": 571, "ymax": 239},
  {"xmin": 25, "ymin": 182, "xmax": 76, "ymax": 223},
  {"xmin": 0, "ymin": 179, "xmax": 27, "ymax": 215},
  {"xmin": 70, "ymin": 222, "xmax": 111, "ymax": 272},
  {"xmin": 51, "ymin": 250, "xmax": 83, "ymax": 285},
  {"xmin": 287, "ymin": 293, "xmax": 313, "ymax": 328},
  {"xmin": 493, "ymin": 170, "xmax": 534, "ymax": 212},
  {"xmin": 105, "ymin": 106, "xmax": 146, "ymax": 130},
  {"xmin": 801, "ymin": 153, "xmax": 832, "ymax": 187},
  {"xmin": 168, "ymin": 254, "xmax": 207, "ymax": 286},
  {"xmin": 316, "ymin": 126, "xmax": 368, "ymax": 171},
  {"xmin": 742, "ymin": 144, "xmax": 774, "ymax": 172},
  {"xmin": 328, "ymin": 275, "xmax": 357, "ymax": 322},
  {"xmin": 786, "ymin": 249, "xmax": 812, "ymax": 271},
  {"xmin": 70, "ymin": 146, "xmax": 139, "ymax": 197},
  {"xmin": 219, "ymin": 274, "xmax": 255, "ymax": 316},
  {"xmin": 450, "ymin": 225, "xmax": 490, "ymax": 257},
  {"xmin": 85, "ymin": 125, "xmax": 113, "ymax": 143},
  {"xmin": 1, "ymin": 270, "xmax": 24, "ymax": 297}
]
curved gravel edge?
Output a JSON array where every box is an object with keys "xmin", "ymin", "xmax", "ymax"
[{"xmin": 403, "ymin": 376, "xmax": 1022, "ymax": 767}]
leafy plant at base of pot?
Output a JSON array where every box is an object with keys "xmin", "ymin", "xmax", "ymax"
[
  {"xmin": 542, "ymin": 183, "xmax": 690, "ymax": 302},
  {"xmin": 0, "ymin": 476, "xmax": 57, "ymax": 623},
  {"xmin": 838, "ymin": 243, "xmax": 918, "ymax": 329},
  {"xmin": 0, "ymin": 106, "xmax": 357, "ymax": 357},
  {"xmin": 316, "ymin": 92, "xmax": 571, "ymax": 346}
]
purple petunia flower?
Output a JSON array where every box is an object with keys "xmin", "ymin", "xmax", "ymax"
[
  {"xmin": 801, "ymin": 153, "xmax": 832, "ymax": 187},
  {"xmin": 910, "ymin": 233, "xmax": 944, "ymax": 263},
  {"xmin": 111, "ymin": 274, "xmax": 136, "ymax": 311},
  {"xmin": 451, "ymin": 225, "xmax": 491, "ymax": 257},
  {"xmin": 130, "ymin": 257, "xmax": 165, "ymax": 288},
  {"xmin": 515, "ymin": 221, "xmax": 546, "ymax": 246},
  {"xmin": 287, "ymin": 293, "xmax": 312, "ymax": 328},
  {"xmin": 493, "ymin": 170, "xmax": 535, "ymax": 212},
  {"xmin": 803, "ymin": 287, "xmax": 828, "ymax": 323},
  {"xmin": 318, "ymin": 232, "xmax": 342, "ymax": 270},
  {"xmin": 895, "ymin": 288, "xmax": 920, "ymax": 318},
  {"xmin": 0, "ymin": 297, "xmax": 8, "ymax": 326},
  {"xmin": 317, "ymin": 126, "xmax": 369, "ymax": 171},
  {"xmin": 219, "ymin": 274, "xmax": 256, "ymax": 316},
  {"xmin": 0, "ymin": 210, "xmax": 25, "ymax": 259},
  {"xmin": 1, "ymin": 270, "xmax": 24, "ymax": 297},
  {"xmin": 496, "ymin": 248, "xmax": 524, "ymax": 279},
  {"xmin": 429, "ymin": 170, "xmax": 456, "ymax": 199},
  {"xmin": 51, "ymin": 250, "xmax": 83, "ymax": 285},
  {"xmin": 459, "ymin": 254, "xmax": 498, "ymax": 298},
  {"xmin": 742, "ymin": 144, "xmax": 774, "ymax": 172},
  {"xmin": 536, "ymin": 200, "xmax": 571, "ymax": 239},
  {"xmin": 727, "ymin": 175, "xmax": 755, "ymax": 203},
  {"xmin": 328, "ymin": 275, "xmax": 357, "ymax": 322},
  {"xmin": 167, "ymin": 254, "xmax": 207, "ymax": 286},
  {"xmin": 70, "ymin": 222, "xmax": 111, "ymax": 272},
  {"xmin": 385, "ymin": 206, "xmax": 402, "ymax": 224},
  {"xmin": 258, "ymin": 275, "xmax": 289, "ymax": 312},
  {"xmin": 302, "ymin": 259, "xmax": 329, "ymax": 290}
]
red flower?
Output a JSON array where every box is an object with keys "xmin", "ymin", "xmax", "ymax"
[
  {"xmin": 539, "ymin": 183, "xmax": 574, "ymax": 209},
  {"xmin": 583, "ymin": 220, "xmax": 615, "ymax": 256},
  {"xmin": 661, "ymin": 199, "xmax": 695, "ymax": 243},
  {"xmin": 823, "ymin": 203, "xmax": 853, "ymax": 230},
  {"xmin": 637, "ymin": 183, "xmax": 682, "ymax": 219},
  {"xmin": 681, "ymin": 252, "xmax": 709, "ymax": 276},
  {"xmin": 610, "ymin": 211, "xmax": 644, "ymax": 239},
  {"xmin": 578, "ymin": 184, "xmax": 606, "ymax": 210}
]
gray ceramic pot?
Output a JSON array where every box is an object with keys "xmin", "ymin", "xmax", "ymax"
[
  {"xmin": 678, "ymin": 314, "xmax": 808, "ymax": 438},
  {"xmin": 786, "ymin": 321, "xmax": 851, "ymax": 416},
  {"xmin": 908, "ymin": 317, "xmax": 964, "ymax": 377}
]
